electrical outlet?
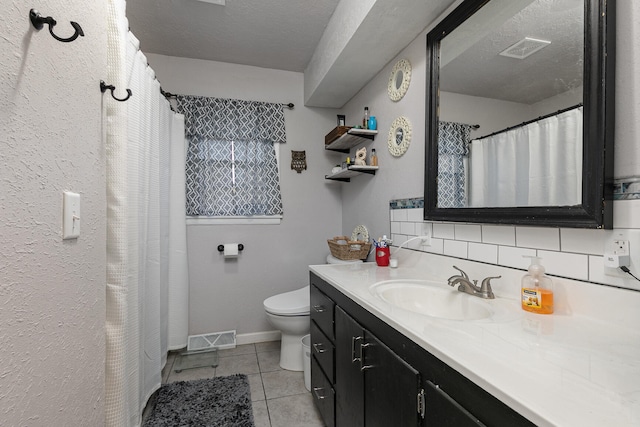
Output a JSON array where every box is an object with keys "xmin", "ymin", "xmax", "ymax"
[{"xmin": 613, "ymin": 240, "xmax": 629, "ymax": 256}]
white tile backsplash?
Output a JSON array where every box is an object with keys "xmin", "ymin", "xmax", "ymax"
[
  {"xmin": 400, "ymin": 221, "xmax": 416, "ymax": 236},
  {"xmin": 482, "ymin": 225, "xmax": 516, "ymax": 246},
  {"xmin": 538, "ymin": 250, "xmax": 589, "ymax": 281},
  {"xmin": 455, "ymin": 224, "xmax": 482, "ymax": 242},
  {"xmin": 433, "ymin": 223, "xmax": 455, "ymax": 239},
  {"xmin": 468, "ymin": 242, "xmax": 498, "ymax": 264},
  {"xmin": 444, "ymin": 240, "xmax": 468, "ymax": 258},
  {"xmin": 388, "ymin": 203, "xmax": 640, "ymax": 291},
  {"xmin": 498, "ymin": 246, "xmax": 537, "ymax": 269},
  {"xmin": 407, "ymin": 208, "xmax": 423, "ymax": 222},
  {"xmin": 516, "ymin": 227, "xmax": 560, "ymax": 250},
  {"xmin": 561, "ymin": 228, "xmax": 611, "ymax": 255}
]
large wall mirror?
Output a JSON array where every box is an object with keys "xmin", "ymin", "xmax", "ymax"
[{"xmin": 425, "ymin": 0, "xmax": 615, "ymax": 228}]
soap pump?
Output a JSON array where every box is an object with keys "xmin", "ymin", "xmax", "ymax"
[{"xmin": 521, "ymin": 256, "xmax": 554, "ymax": 314}]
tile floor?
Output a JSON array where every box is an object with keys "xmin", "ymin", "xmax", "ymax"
[{"xmin": 157, "ymin": 341, "xmax": 325, "ymax": 427}]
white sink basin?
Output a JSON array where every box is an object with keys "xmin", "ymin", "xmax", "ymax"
[{"xmin": 370, "ymin": 280, "xmax": 494, "ymax": 321}]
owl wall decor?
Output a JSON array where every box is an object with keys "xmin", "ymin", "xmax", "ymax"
[{"xmin": 291, "ymin": 150, "xmax": 307, "ymax": 173}]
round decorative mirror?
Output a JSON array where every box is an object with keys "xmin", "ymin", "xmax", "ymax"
[
  {"xmin": 388, "ymin": 59, "xmax": 411, "ymax": 101},
  {"xmin": 388, "ymin": 116, "xmax": 412, "ymax": 157}
]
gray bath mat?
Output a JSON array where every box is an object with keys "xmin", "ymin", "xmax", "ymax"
[{"xmin": 143, "ymin": 374, "xmax": 254, "ymax": 427}]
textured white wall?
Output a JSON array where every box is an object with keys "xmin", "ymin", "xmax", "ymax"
[
  {"xmin": 340, "ymin": 3, "xmax": 640, "ymax": 265},
  {"xmin": 146, "ymin": 54, "xmax": 343, "ymax": 337},
  {"xmin": 0, "ymin": 1, "xmax": 106, "ymax": 425}
]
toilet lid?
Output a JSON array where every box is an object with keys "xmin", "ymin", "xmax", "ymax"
[{"xmin": 264, "ymin": 286, "xmax": 310, "ymax": 315}]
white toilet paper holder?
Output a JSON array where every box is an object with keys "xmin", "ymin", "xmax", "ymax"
[{"xmin": 217, "ymin": 244, "xmax": 244, "ymax": 253}]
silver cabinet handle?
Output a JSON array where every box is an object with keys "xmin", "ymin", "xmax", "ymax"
[
  {"xmin": 351, "ymin": 336, "xmax": 363, "ymax": 362},
  {"xmin": 313, "ymin": 343, "xmax": 326, "ymax": 354},
  {"xmin": 313, "ymin": 387, "xmax": 327, "ymax": 400},
  {"xmin": 312, "ymin": 304, "xmax": 325, "ymax": 313},
  {"xmin": 360, "ymin": 342, "xmax": 373, "ymax": 371}
]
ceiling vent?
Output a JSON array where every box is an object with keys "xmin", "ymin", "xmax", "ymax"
[{"xmin": 499, "ymin": 37, "xmax": 551, "ymax": 59}]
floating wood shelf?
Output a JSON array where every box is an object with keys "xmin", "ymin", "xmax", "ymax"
[
  {"xmin": 325, "ymin": 128, "xmax": 378, "ymax": 153},
  {"xmin": 325, "ymin": 165, "xmax": 378, "ymax": 182}
]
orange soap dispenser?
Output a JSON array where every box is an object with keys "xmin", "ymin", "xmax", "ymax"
[{"xmin": 521, "ymin": 256, "xmax": 554, "ymax": 314}]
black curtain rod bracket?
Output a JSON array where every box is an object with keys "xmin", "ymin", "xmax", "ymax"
[
  {"xmin": 29, "ymin": 9, "xmax": 84, "ymax": 43},
  {"xmin": 100, "ymin": 81, "xmax": 132, "ymax": 102}
]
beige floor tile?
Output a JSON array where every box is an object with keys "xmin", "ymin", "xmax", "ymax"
[
  {"xmin": 251, "ymin": 399, "xmax": 271, "ymax": 427},
  {"xmin": 166, "ymin": 366, "xmax": 216, "ymax": 383},
  {"xmin": 261, "ymin": 370, "xmax": 307, "ymax": 400},
  {"xmin": 256, "ymin": 340, "xmax": 281, "ymax": 353},
  {"xmin": 215, "ymin": 352, "xmax": 260, "ymax": 376},
  {"xmin": 217, "ymin": 343, "xmax": 256, "ymax": 358},
  {"xmin": 257, "ymin": 350, "xmax": 283, "ymax": 373},
  {"xmin": 247, "ymin": 373, "xmax": 266, "ymax": 402},
  {"xmin": 267, "ymin": 393, "xmax": 324, "ymax": 427}
]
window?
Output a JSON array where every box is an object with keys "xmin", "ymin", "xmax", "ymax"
[{"xmin": 176, "ymin": 96, "xmax": 286, "ymax": 223}]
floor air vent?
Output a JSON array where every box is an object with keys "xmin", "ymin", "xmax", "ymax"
[{"xmin": 187, "ymin": 330, "xmax": 237, "ymax": 352}]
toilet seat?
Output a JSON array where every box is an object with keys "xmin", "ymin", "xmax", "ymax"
[{"xmin": 263, "ymin": 286, "xmax": 309, "ymax": 316}]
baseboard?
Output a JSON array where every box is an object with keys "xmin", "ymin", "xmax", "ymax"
[{"xmin": 236, "ymin": 331, "xmax": 281, "ymax": 345}]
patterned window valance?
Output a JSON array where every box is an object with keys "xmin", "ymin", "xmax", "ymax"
[
  {"xmin": 176, "ymin": 95, "xmax": 286, "ymax": 217},
  {"xmin": 437, "ymin": 121, "xmax": 473, "ymax": 208}
]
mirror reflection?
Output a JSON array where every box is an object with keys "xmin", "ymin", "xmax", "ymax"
[
  {"xmin": 436, "ymin": 0, "xmax": 584, "ymax": 209},
  {"xmin": 395, "ymin": 71, "xmax": 404, "ymax": 90},
  {"xmin": 396, "ymin": 128, "xmax": 404, "ymax": 145}
]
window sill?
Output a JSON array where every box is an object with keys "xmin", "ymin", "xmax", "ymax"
[{"xmin": 186, "ymin": 216, "xmax": 282, "ymax": 225}]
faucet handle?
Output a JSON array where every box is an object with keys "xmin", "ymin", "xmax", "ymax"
[
  {"xmin": 451, "ymin": 265, "xmax": 469, "ymax": 279},
  {"xmin": 480, "ymin": 276, "xmax": 500, "ymax": 299}
]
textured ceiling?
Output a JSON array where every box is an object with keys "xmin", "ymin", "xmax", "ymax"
[
  {"xmin": 126, "ymin": 0, "xmax": 340, "ymax": 72},
  {"xmin": 440, "ymin": 0, "xmax": 584, "ymax": 104}
]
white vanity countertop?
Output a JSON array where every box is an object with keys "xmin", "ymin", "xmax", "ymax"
[{"xmin": 310, "ymin": 255, "xmax": 640, "ymax": 427}]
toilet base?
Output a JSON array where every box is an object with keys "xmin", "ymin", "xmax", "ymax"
[{"xmin": 279, "ymin": 332, "xmax": 306, "ymax": 371}]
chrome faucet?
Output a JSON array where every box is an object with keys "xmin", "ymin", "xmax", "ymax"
[{"xmin": 447, "ymin": 266, "xmax": 500, "ymax": 300}]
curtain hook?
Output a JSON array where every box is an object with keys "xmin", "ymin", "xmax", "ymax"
[
  {"xmin": 100, "ymin": 81, "xmax": 133, "ymax": 102},
  {"xmin": 29, "ymin": 9, "xmax": 84, "ymax": 43}
]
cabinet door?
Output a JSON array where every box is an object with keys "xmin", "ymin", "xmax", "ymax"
[
  {"xmin": 335, "ymin": 306, "xmax": 365, "ymax": 427},
  {"xmin": 424, "ymin": 380, "xmax": 486, "ymax": 427},
  {"xmin": 363, "ymin": 333, "xmax": 422, "ymax": 427}
]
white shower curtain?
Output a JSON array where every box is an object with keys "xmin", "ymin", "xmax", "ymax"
[
  {"xmin": 105, "ymin": 2, "xmax": 189, "ymax": 426},
  {"xmin": 468, "ymin": 107, "xmax": 583, "ymax": 207}
]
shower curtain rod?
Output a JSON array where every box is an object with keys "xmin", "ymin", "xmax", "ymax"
[
  {"xmin": 159, "ymin": 88, "xmax": 294, "ymax": 109},
  {"xmin": 471, "ymin": 103, "xmax": 583, "ymax": 142}
]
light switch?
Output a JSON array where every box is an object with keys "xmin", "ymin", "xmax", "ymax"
[{"xmin": 63, "ymin": 191, "xmax": 81, "ymax": 240}]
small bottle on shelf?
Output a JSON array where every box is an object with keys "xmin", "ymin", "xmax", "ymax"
[
  {"xmin": 363, "ymin": 107, "xmax": 369, "ymax": 129},
  {"xmin": 370, "ymin": 149, "xmax": 378, "ymax": 166}
]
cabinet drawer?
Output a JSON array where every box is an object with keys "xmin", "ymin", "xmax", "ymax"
[
  {"xmin": 311, "ymin": 355, "xmax": 335, "ymax": 427},
  {"xmin": 310, "ymin": 285, "xmax": 335, "ymax": 341},
  {"xmin": 311, "ymin": 321, "xmax": 335, "ymax": 383}
]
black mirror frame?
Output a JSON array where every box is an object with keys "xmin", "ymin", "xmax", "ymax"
[{"xmin": 424, "ymin": 0, "xmax": 615, "ymax": 229}]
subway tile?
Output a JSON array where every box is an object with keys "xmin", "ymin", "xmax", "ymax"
[
  {"xmin": 538, "ymin": 250, "xmax": 589, "ymax": 281},
  {"xmin": 407, "ymin": 208, "xmax": 424, "ymax": 222},
  {"xmin": 516, "ymin": 227, "xmax": 560, "ymax": 250},
  {"xmin": 468, "ymin": 243, "xmax": 498, "ymax": 264},
  {"xmin": 444, "ymin": 240, "xmax": 468, "ymax": 258},
  {"xmin": 390, "ymin": 221, "xmax": 401, "ymax": 234},
  {"xmin": 483, "ymin": 225, "xmax": 516, "ymax": 246},
  {"xmin": 560, "ymin": 228, "xmax": 611, "ymax": 255},
  {"xmin": 613, "ymin": 199, "xmax": 640, "ymax": 229},
  {"xmin": 424, "ymin": 237, "xmax": 444, "ymax": 254},
  {"xmin": 400, "ymin": 221, "xmax": 416, "ymax": 236},
  {"xmin": 433, "ymin": 223, "xmax": 455, "ymax": 239},
  {"xmin": 391, "ymin": 234, "xmax": 407, "ymax": 247},
  {"xmin": 391, "ymin": 208, "xmax": 408, "ymax": 222},
  {"xmin": 455, "ymin": 224, "xmax": 482, "ymax": 242},
  {"xmin": 498, "ymin": 246, "xmax": 536, "ymax": 269}
]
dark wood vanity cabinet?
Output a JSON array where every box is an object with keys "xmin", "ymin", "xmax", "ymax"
[{"xmin": 310, "ymin": 273, "xmax": 536, "ymax": 427}]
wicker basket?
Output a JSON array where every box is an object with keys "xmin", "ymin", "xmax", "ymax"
[{"xmin": 327, "ymin": 236, "xmax": 371, "ymax": 261}]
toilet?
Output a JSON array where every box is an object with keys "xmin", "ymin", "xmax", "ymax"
[{"xmin": 263, "ymin": 256, "xmax": 363, "ymax": 371}]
